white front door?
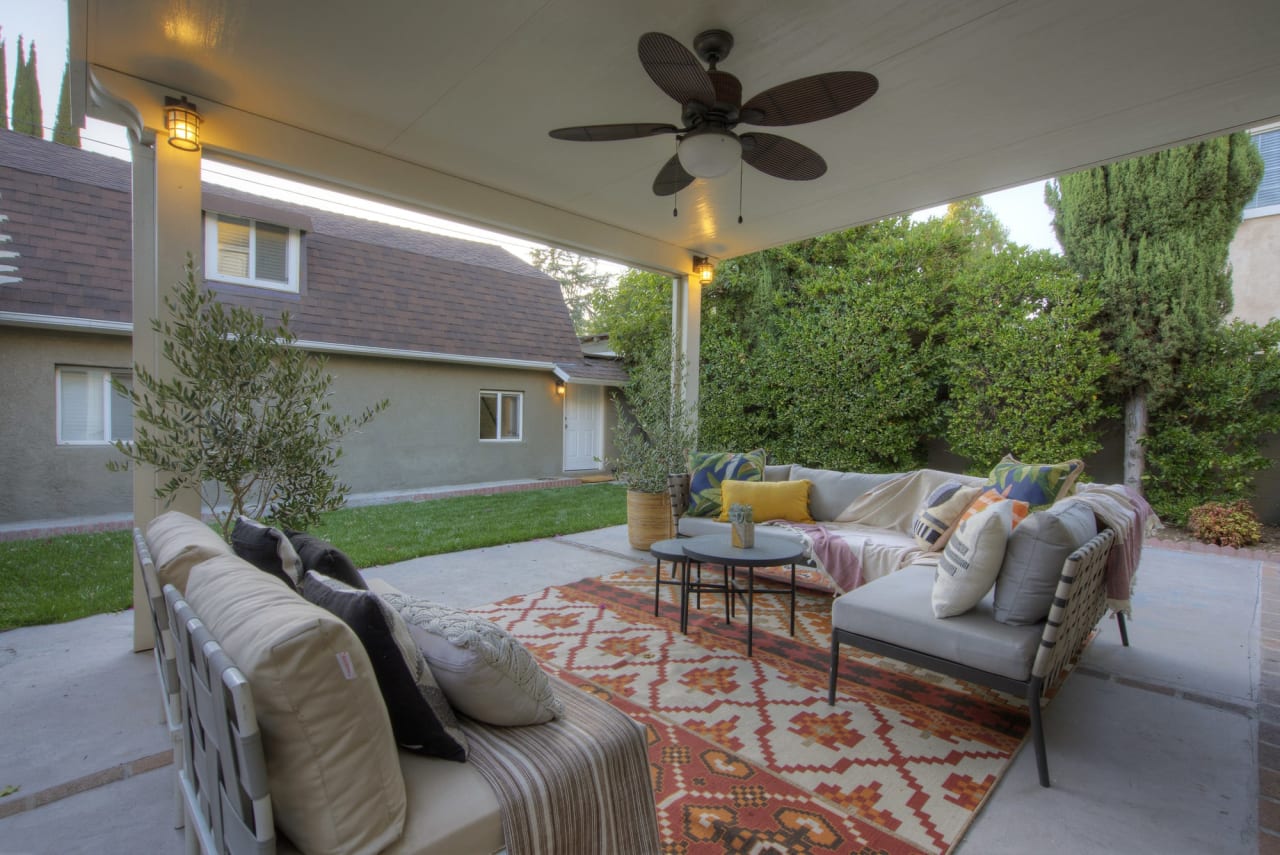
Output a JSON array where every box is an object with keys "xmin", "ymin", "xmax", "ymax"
[{"xmin": 563, "ymin": 384, "xmax": 602, "ymax": 471}]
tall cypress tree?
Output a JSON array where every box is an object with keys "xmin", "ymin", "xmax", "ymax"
[
  {"xmin": 1046, "ymin": 133, "xmax": 1263, "ymax": 491},
  {"xmin": 11, "ymin": 37, "xmax": 42, "ymax": 138},
  {"xmin": 0, "ymin": 31, "xmax": 9, "ymax": 131},
  {"xmin": 52, "ymin": 63, "xmax": 78, "ymax": 147}
]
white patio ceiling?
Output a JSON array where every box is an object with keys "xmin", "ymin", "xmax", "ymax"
[{"xmin": 71, "ymin": 0, "xmax": 1280, "ymax": 274}]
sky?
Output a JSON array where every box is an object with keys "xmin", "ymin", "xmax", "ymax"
[{"xmin": 0, "ymin": 0, "xmax": 1063, "ymax": 260}]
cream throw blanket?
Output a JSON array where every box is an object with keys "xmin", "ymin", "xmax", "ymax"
[{"xmin": 1064, "ymin": 483, "xmax": 1159, "ymax": 616}]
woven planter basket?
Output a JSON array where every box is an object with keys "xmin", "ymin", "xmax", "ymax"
[{"xmin": 626, "ymin": 490, "xmax": 672, "ymax": 551}]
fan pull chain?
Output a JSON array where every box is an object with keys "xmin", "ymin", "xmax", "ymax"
[
  {"xmin": 738, "ymin": 160, "xmax": 744, "ymax": 224},
  {"xmin": 673, "ymin": 188, "xmax": 678, "ymax": 218}
]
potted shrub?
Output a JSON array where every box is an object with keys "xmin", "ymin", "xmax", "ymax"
[{"xmin": 608, "ymin": 357, "xmax": 697, "ymax": 550}]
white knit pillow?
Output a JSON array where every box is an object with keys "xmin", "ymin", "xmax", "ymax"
[
  {"xmin": 380, "ymin": 592, "xmax": 564, "ymax": 726},
  {"xmin": 932, "ymin": 499, "xmax": 1014, "ymax": 618}
]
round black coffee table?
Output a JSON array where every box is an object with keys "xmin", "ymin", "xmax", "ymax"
[{"xmin": 680, "ymin": 533, "xmax": 805, "ymax": 657}]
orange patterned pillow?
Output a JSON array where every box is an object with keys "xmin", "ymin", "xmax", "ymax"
[{"xmin": 958, "ymin": 489, "xmax": 1029, "ymax": 529}]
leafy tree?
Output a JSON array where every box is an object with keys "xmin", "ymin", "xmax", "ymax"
[
  {"xmin": 944, "ymin": 196, "xmax": 1009, "ymax": 256},
  {"xmin": 52, "ymin": 63, "xmax": 78, "ymax": 147},
  {"xmin": 11, "ymin": 37, "xmax": 41, "ymax": 139},
  {"xmin": 1046, "ymin": 133, "xmax": 1264, "ymax": 490},
  {"xmin": 1144, "ymin": 320, "xmax": 1280, "ymax": 525},
  {"xmin": 529, "ymin": 247, "xmax": 613, "ymax": 334},
  {"xmin": 0, "ymin": 30, "xmax": 9, "ymax": 131},
  {"xmin": 943, "ymin": 247, "xmax": 1114, "ymax": 468},
  {"xmin": 607, "ymin": 339, "xmax": 698, "ymax": 494},
  {"xmin": 110, "ymin": 260, "xmax": 389, "ymax": 539},
  {"xmin": 589, "ymin": 267, "xmax": 671, "ymax": 363}
]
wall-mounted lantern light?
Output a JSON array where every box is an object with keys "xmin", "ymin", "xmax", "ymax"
[
  {"xmin": 164, "ymin": 96, "xmax": 202, "ymax": 151},
  {"xmin": 555, "ymin": 379, "xmax": 567, "ymax": 396},
  {"xmin": 693, "ymin": 256, "xmax": 714, "ymax": 284}
]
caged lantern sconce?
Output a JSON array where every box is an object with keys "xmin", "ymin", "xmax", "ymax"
[
  {"xmin": 692, "ymin": 256, "xmax": 714, "ymax": 285},
  {"xmin": 164, "ymin": 96, "xmax": 202, "ymax": 151},
  {"xmin": 555, "ymin": 379, "xmax": 567, "ymax": 396}
]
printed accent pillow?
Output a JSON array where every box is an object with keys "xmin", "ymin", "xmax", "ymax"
[
  {"xmin": 933, "ymin": 499, "xmax": 1014, "ymax": 618},
  {"xmin": 288, "ymin": 530, "xmax": 368, "ymax": 590},
  {"xmin": 911, "ymin": 481, "xmax": 983, "ymax": 551},
  {"xmin": 984, "ymin": 455, "xmax": 1085, "ymax": 510},
  {"xmin": 301, "ymin": 572, "xmax": 468, "ymax": 760},
  {"xmin": 718, "ymin": 479, "xmax": 813, "ymax": 523},
  {"xmin": 686, "ymin": 449, "xmax": 766, "ymax": 518},
  {"xmin": 231, "ymin": 515, "xmax": 303, "ymax": 589},
  {"xmin": 957, "ymin": 489, "xmax": 1031, "ymax": 529},
  {"xmin": 381, "ymin": 591, "xmax": 564, "ymax": 727}
]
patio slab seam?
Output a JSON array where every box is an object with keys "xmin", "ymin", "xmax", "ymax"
[{"xmin": 0, "ymin": 749, "xmax": 172, "ymax": 821}]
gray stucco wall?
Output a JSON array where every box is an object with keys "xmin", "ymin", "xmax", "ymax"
[
  {"xmin": 0, "ymin": 328, "xmax": 612, "ymax": 524},
  {"xmin": 1229, "ymin": 213, "xmax": 1280, "ymax": 325},
  {"xmin": 0, "ymin": 328, "xmax": 134, "ymax": 523}
]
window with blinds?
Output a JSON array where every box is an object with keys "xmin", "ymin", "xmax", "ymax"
[
  {"xmin": 204, "ymin": 213, "xmax": 301, "ymax": 291},
  {"xmin": 479, "ymin": 391, "xmax": 523, "ymax": 441},
  {"xmin": 1246, "ymin": 129, "xmax": 1280, "ymax": 216},
  {"xmin": 57, "ymin": 367, "xmax": 133, "ymax": 444}
]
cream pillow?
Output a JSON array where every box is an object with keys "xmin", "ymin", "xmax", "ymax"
[
  {"xmin": 381, "ymin": 591, "xmax": 564, "ymax": 727},
  {"xmin": 932, "ymin": 499, "xmax": 1014, "ymax": 618}
]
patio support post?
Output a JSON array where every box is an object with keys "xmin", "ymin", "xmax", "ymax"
[
  {"xmin": 129, "ymin": 124, "xmax": 204, "ymax": 651},
  {"xmin": 671, "ymin": 274, "xmax": 701, "ymax": 423}
]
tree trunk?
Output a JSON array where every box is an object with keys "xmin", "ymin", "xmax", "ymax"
[{"xmin": 1123, "ymin": 389, "xmax": 1147, "ymax": 494}]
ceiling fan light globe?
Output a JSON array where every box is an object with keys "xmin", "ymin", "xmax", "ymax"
[{"xmin": 678, "ymin": 130, "xmax": 742, "ymax": 178}]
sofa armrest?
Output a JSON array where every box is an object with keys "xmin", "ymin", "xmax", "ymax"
[
  {"xmin": 1031, "ymin": 527, "xmax": 1116, "ymax": 688},
  {"xmin": 667, "ymin": 473, "xmax": 690, "ymax": 537}
]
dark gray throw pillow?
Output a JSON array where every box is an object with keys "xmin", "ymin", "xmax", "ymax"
[
  {"xmin": 287, "ymin": 531, "xmax": 367, "ymax": 590},
  {"xmin": 992, "ymin": 500, "xmax": 1098, "ymax": 625},
  {"xmin": 300, "ymin": 571, "xmax": 468, "ymax": 761},
  {"xmin": 231, "ymin": 516, "xmax": 302, "ymax": 589}
]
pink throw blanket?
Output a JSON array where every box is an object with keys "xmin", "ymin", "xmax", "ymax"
[
  {"xmin": 763, "ymin": 521, "xmax": 863, "ymax": 594},
  {"xmin": 1069, "ymin": 484, "xmax": 1158, "ymax": 615}
]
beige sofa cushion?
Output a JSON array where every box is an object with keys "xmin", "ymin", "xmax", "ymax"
[
  {"xmin": 145, "ymin": 510, "xmax": 233, "ymax": 594},
  {"xmin": 382, "ymin": 749, "xmax": 506, "ymax": 855},
  {"xmin": 186, "ymin": 554, "xmax": 406, "ymax": 855}
]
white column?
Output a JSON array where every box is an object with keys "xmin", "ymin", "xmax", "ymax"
[
  {"xmin": 671, "ymin": 274, "xmax": 701, "ymax": 424},
  {"xmin": 130, "ymin": 125, "xmax": 204, "ymax": 651}
]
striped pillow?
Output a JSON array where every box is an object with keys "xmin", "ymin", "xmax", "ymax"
[{"xmin": 912, "ymin": 481, "xmax": 983, "ymax": 551}]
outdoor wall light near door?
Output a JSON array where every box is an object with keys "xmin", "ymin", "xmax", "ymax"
[
  {"xmin": 164, "ymin": 96, "xmax": 202, "ymax": 151},
  {"xmin": 555, "ymin": 379, "xmax": 567, "ymax": 396},
  {"xmin": 693, "ymin": 256, "xmax": 715, "ymax": 284}
]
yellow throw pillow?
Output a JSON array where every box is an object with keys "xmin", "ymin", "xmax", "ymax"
[{"xmin": 718, "ymin": 479, "xmax": 814, "ymax": 523}]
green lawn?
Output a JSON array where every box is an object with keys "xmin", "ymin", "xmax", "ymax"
[{"xmin": 0, "ymin": 483, "xmax": 626, "ymax": 632}]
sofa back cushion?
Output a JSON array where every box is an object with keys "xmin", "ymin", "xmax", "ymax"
[
  {"xmin": 993, "ymin": 500, "xmax": 1098, "ymax": 625},
  {"xmin": 791, "ymin": 466, "xmax": 901, "ymax": 521},
  {"xmin": 145, "ymin": 510, "xmax": 233, "ymax": 594},
  {"xmin": 717, "ymin": 479, "xmax": 814, "ymax": 523},
  {"xmin": 185, "ymin": 554, "xmax": 407, "ymax": 855}
]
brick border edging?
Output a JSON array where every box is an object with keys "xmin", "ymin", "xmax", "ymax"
[
  {"xmin": 0, "ymin": 750, "xmax": 173, "ymax": 820},
  {"xmin": 1257, "ymin": 560, "xmax": 1280, "ymax": 852},
  {"xmin": 0, "ymin": 478, "xmax": 592, "ymax": 542}
]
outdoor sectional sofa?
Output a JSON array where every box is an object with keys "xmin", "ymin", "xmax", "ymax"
[
  {"xmin": 135, "ymin": 511, "xmax": 659, "ymax": 855},
  {"xmin": 669, "ymin": 457, "xmax": 1150, "ymax": 787}
]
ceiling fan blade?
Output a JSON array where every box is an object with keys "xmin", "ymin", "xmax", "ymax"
[
  {"xmin": 638, "ymin": 32, "xmax": 716, "ymax": 106},
  {"xmin": 740, "ymin": 133, "xmax": 827, "ymax": 181},
  {"xmin": 652, "ymin": 154, "xmax": 696, "ymax": 196},
  {"xmin": 740, "ymin": 71, "xmax": 879, "ymax": 126},
  {"xmin": 549, "ymin": 123, "xmax": 679, "ymax": 142}
]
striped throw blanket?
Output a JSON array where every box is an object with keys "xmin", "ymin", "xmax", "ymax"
[{"xmin": 461, "ymin": 673, "xmax": 661, "ymax": 855}]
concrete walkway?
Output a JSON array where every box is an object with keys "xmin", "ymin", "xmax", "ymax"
[{"xmin": 0, "ymin": 527, "xmax": 1266, "ymax": 854}]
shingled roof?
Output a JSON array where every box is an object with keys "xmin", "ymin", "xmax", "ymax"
[{"xmin": 0, "ymin": 129, "xmax": 610, "ymax": 373}]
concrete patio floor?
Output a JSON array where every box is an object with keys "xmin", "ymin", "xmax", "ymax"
[{"xmin": 0, "ymin": 525, "xmax": 1266, "ymax": 854}]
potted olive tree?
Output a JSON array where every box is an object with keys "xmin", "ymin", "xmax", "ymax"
[{"xmin": 608, "ymin": 355, "xmax": 697, "ymax": 550}]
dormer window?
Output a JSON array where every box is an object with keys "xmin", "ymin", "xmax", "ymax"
[{"xmin": 204, "ymin": 212, "xmax": 301, "ymax": 292}]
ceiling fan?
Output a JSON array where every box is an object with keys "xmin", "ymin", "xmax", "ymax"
[{"xmin": 549, "ymin": 30, "xmax": 878, "ymax": 197}]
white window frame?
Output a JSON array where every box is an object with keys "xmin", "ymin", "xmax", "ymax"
[
  {"xmin": 55, "ymin": 366, "xmax": 133, "ymax": 445},
  {"xmin": 479, "ymin": 391, "xmax": 523, "ymax": 442},
  {"xmin": 203, "ymin": 212, "xmax": 302, "ymax": 292}
]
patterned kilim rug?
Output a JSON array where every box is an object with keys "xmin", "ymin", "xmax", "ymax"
[{"xmin": 469, "ymin": 568, "xmax": 1032, "ymax": 855}]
